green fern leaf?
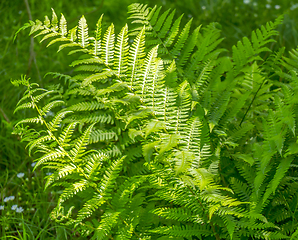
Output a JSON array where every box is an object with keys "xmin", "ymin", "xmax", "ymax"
[
  {"xmin": 84, "ymin": 152, "xmax": 106, "ymax": 180},
  {"xmin": 41, "ymin": 100, "xmax": 65, "ymax": 116},
  {"xmin": 128, "ymin": 26, "xmax": 146, "ymax": 89},
  {"xmin": 58, "ymin": 122, "xmax": 79, "ymax": 146},
  {"xmin": 59, "ymin": 179, "xmax": 90, "ymax": 203},
  {"xmin": 102, "ymin": 24, "xmax": 115, "ymax": 65},
  {"xmin": 15, "ymin": 116, "xmax": 43, "ymax": 127},
  {"xmin": 262, "ymin": 156, "xmax": 294, "ymax": 204},
  {"xmin": 170, "ymin": 18, "xmax": 192, "ymax": 58},
  {"xmin": 94, "ymin": 212, "xmax": 120, "ymax": 240},
  {"xmin": 34, "ymin": 148, "xmax": 67, "ymax": 170},
  {"xmin": 13, "ymin": 102, "xmax": 35, "ymax": 113},
  {"xmin": 27, "ymin": 135, "xmax": 54, "ymax": 155},
  {"xmin": 59, "ymin": 13, "xmax": 67, "ymax": 37},
  {"xmin": 92, "ymin": 15, "xmax": 103, "ymax": 56},
  {"xmin": 69, "ymin": 123, "xmax": 95, "ymax": 161},
  {"xmin": 78, "ymin": 15, "xmax": 89, "ymax": 48},
  {"xmin": 48, "ymin": 110, "xmax": 73, "ymax": 132},
  {"xmin": 50, "ymin": 8, "xmax": 58, "ymax": 31},
  {"xmin": 115, "ymin": 24, "xmax": 129, "ymax": 77},
  {"xmin": 151, "ymin": 225, "xmax": 212, "ymax": 238}
]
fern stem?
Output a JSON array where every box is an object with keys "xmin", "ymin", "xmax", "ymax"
[
  {"xmin": 0, "ymin": 107, "xmax": 10, "ymax": 123},
  {"xmin": 239, "ymin": 78, "xmax": 266, "ymax": 126}
]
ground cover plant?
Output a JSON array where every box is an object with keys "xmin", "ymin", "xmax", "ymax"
[{"xmin": 3, "ymin": 1, "xmax": 298, "ymax": 239}]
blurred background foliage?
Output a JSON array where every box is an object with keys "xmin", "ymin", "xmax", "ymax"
[{"xmin": 1, "ymin": 0, "xmax": 298, "ymax": 238}]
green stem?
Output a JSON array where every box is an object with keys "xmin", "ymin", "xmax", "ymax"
[{"xmin": 239, "ymin": 78, "xmax": 265, "ymax": 126}]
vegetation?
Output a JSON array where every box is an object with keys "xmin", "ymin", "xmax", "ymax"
[{"xmin": 1, "ymin": 0, "xmax": 298, "ymax": 239}]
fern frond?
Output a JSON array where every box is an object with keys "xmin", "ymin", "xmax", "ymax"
[
  {"xmin": 232, "ymin": 15, "xmax": 283, "ymax": 73},
  {"xmin": 136, "ymin": 45, "xmax": 159, "ymax": 99},
  {"xmin": 45, "ymin": 164, "xmax": 78, "ymax": 189},
  {"xmin": 81, "ymin": 69, "xmax": 115, "ymax": 86},
  {"xmin": 14, "ymin": 102, "xmax": 35, "ymax": 113},
  {"xmin": 69, "ymin": 123, "xmax": 95, "ymax": 161},
  {"xmin": 58, "ymin": 122, "xmax": 79, "ymax": 146},
  {"xmin": 128, "ymin": 26, "xmax": 146, "ymax": 89},
  {"xmin": 152, "ymin": 207, "xmax": 200, "ymax": 222},
  {"xmin": 128, "ymin": 3, "xmax": 192, "ymax": 66},
  {"xmin": 15, "ymin": 116, "xmax": 44, "ymax": 127},
  {"xmin": 59, "ymin": 179, "xmax": 90, "ymax": 203},
  {"xmin": 262, "ymin": 156, "xmax": 294, "ymax": 204},
  {"xmin": 67, "ymin": 101, "xmax": 105, "ymax": 111},
  {"xmin": 78, "ymin": 15, "xmax": 89, "ymax": 48},
  {"xmin": 92, "ymin": 15, "xmax": 103, "ymax": 56},
  {"xmin": 102, "ymin": 24, "xmax": 115, "ymax": 65},
  {"xmin": 75, "ymin": 156, "xmax": 124, "ymax": 223},
  {"xmin": 27, "ymin": 135, "xmax": 54, "ymax": 155},
  {"xmin": 170, "ymin": 18, "xmax": 192, "ymax": 59},
  {"xmin": 94, "ymin": 211, "xmax": 120, "ymax": 239},
  {"xmin": 230, "ymin": 177, "xmax": 251, "ymax": 202},
  {"xmin": 48, "ymin": 110, "xmax": 73, "ymax": 132},
  {"xmin": 115, "ymin": 24, "xmax": 129, "ymax": 77},
  {"xmin": 34, "ymin": 148, "xmax": 67, "ymax": 169},
  {"xmin": 65, "ymin": 112, "xmax": 114, "ymax": 124},
  {"xmin": 83, "ymin": 152, "xmax": 106, "ymax": 180},
  {"xmin": 41, "ymin": 100, "xmax": 65, "ymax": 116},
  {"xmin": 151, "ymin": 224, "xmax": 212, "ymax": 238},
  {"xmin": 208, "ymin": 90, "xmax": 231, "ymax": 132},
  {"xmin": 99, "ymin": 156, "xmax": 125, "ymax": 197},
  {"xmin": 89, "ymin": 129, "xmax": 118, "ymax": 143},
  {"xmin": 173, "ymin": 81, "xmax": 191, "ymax": 134},
  {"xmin": 76, "ymin": 193, "xmax": 106, "ymax": 223}
]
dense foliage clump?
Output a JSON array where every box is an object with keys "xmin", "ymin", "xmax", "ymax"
[{"xmin": 8, "ymin": 2, "xmax": 298, "ymax": 239}]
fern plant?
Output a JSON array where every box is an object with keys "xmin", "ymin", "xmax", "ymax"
[{"xmin": 13, "ymin": 3, "xmax": 298, "ymax": 239}]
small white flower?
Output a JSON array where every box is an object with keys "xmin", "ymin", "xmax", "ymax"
[
  {"xmin": 243, "ymin": 0, "xmax": 250, "ymax": 4},
  {"xmin": 4, "ymin": 196, "xmax": 15, "ymax": 202},
  {"xmin": 31, "ymin": 162, "xmax": 36, "ymax": 167},
  {"xmin": 275, "ymin": 5, "xmax": 281, "ymax": 9},
  {"xmin": 266, "ymin": 0, "xmax": 272, "ymax": 2},
  {"xmin": 11, "ymin": 205, "xmax": 18, "ymax": 211},
  {"xmin": 17, "ymin": 173, "xmax": 24, "ymax": 178},
  {"xmin": 16, "ymin": 207, "xmax": 24, "ymax": 213},
  {"xmin": 0, "ymin": 205, "xmax": 4, "ymax": 210},
  {"xmin": 253, "ymin": 2, "xmax": 257, "ymax": 7},
  {"xmin": 266, "ymin": 4, "xmax": 271, "ymax": 9},
  {"xmin": 201, "ymin": 6, "xmax": 206, "ymax": 10},
  {"xmin": 187, "ymin": 14, "xmax": 192, "ymax": 18},
  {"xmin": 291, "ymin": 4, "xmax": 298, "ymax": 10}
]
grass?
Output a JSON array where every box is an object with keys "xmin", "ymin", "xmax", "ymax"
[{"xmin": 0, "ymin": 158, "xmax": 73, "ymax": 239}]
